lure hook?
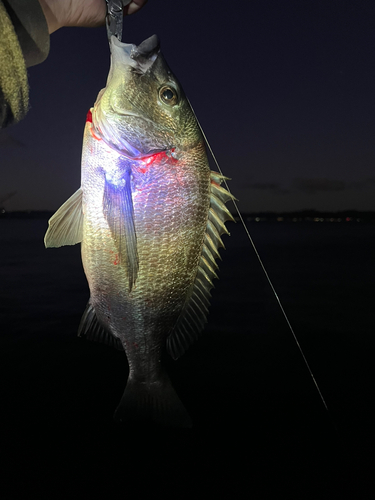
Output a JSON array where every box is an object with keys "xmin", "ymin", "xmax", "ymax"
[{"xmin": 105, "ymin": 0, "xmax": 131, "ymax": 43}]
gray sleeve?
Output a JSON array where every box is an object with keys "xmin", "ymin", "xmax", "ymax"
[{"xmin": 3, "ymin": 0, "xmax": 50, "ymax": 67}]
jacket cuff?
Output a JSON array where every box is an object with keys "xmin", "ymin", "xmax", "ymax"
[{"xmin": 3, "ymin": 0, "xmax": 50, "ymax": 67}]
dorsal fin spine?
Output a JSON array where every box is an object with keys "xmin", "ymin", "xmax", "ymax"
[
  {"xmin": 199, "ymin": 256, "xmax": 219, "ymax": 280},
  {"xmin": 209, "ymin": 207, "xmax": 230, "ymax": 236},
  {"xmin": 210, "ymin": 182, "xmax": 237, "ymax": 203},
  {"xmin": 210, "ymin": 171, "xmax": 231, "ymax": 184},
  {"xmin": 204, "ymin": 233, "xmax": 222, "ymax": 260},
  {"xmin": 210, "ymin": 193, "xmax": 235, "ymax": 223},
  {"xmin": 197, "ymin": 266, "xmax": 215, "ymax": 288},
  {"xmin": 207, "ymin": 219, "xmax": 225, "ymax": 250},
  {"xmin": 166, "ymin": 170, "xmax": 235, "ymax": 360},
  {"xmin": 202, "ymin": 244, "xmax": 219, "ymax": 268},
  {"xmin": 195, "ymin": 277, "xmax": 212, "ymax": 297}
]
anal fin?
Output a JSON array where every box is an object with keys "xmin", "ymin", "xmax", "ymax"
[{"xmin": 78, "ymin": 301, "xmax": 124, "ymax": 351}]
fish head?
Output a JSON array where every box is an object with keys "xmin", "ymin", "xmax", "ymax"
[{"xmin": 92, "ymin": 35, "xmax": 201, "ymax": 159}]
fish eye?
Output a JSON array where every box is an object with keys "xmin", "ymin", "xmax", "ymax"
[{"xmin": 159, "ymin": 86, "xmax": 178, "ymax": 106}]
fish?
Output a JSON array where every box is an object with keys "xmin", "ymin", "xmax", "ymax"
[{"xmin": 44, "ymin": 34, "xmax": 235, "ymax": 427}]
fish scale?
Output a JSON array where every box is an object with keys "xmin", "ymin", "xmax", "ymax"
[
  {"xmin": 45, "ymin": 34, "xmax": 234, "ymax": 427},
  {"xmin": 82, "ymin": 120, "xmax": 210, "ymax": 372}
]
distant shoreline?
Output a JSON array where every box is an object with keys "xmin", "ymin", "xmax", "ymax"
[
  {"xmin": 1, "ymin": 209, "xmax": 375, "ymax": 222},
  {"xmin": 236, "ymin": 209, "xmax": 375, "ymax": 223}
]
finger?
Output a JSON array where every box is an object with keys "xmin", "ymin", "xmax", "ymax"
[{"xmin": 124, "ymin": 0, "xmax": 148, "ymax": 16}]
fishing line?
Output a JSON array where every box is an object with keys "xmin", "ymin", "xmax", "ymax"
[
  {"xmin": 191, "ymin": 106, "xmax": 358, "ymax": 467},
  {"xmin": 187, "ymin": 99, "xmax": 330, "ymax": 415}
]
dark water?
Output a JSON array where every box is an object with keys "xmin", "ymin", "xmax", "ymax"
[{"xmin": 1, "ymin": 218, "xmax": 374, "ymax": 498}]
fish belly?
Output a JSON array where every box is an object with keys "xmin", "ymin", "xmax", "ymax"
[{"xmin": 80, "ymin": 129, "xmax": 210, "ymax": 383}]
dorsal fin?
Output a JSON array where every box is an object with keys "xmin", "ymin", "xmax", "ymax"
[
  {"xmin": 166, "ymin": 171, "xmax": 235, "ymax": 360},
  {"xmin": 103, "ymin": 165, "xmax": 139, "ymax": 292},
  {"xmin": 44, "ymin": 188, "xmax": 83, "ymax": 248}
]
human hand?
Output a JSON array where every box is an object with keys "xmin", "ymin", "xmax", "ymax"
[{"xmin": 38, "ymin": 0, "xmax": 147, "ymax": 34}]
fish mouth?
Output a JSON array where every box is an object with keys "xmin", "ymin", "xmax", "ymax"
[{"xmin": 111, "ymin": 34, "xmax": 160, "ymax": 73}]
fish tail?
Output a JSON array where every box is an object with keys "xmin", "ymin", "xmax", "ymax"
[{"xmin": 114, "ymin": 374, "xmax": 192, "ymax": 428}]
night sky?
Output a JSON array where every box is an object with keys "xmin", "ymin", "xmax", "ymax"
[{"xmin": 1, "ymin": 0, "xmax": 375, "ymax": 213}]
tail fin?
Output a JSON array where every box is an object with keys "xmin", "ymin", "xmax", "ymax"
[{"xmin": 113, "ymin": 374, "xmax": 192, "ymax": 428}]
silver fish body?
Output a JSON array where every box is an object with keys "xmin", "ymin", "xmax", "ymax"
[{"xmin": 45, "ymin": 35, "xmax": 234, "ymax": 427}]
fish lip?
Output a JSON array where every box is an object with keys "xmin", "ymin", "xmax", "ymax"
[
  {"xmin": 110, "ymin": 35, "xmax": 160, "ymax": 74},
  {"xmin": 110, "ymin": 33, "xmax": 159, "ymax": 55},
  {"xmin": 110, "ymin": 36, "xmax": 134, "ymax": 56}
]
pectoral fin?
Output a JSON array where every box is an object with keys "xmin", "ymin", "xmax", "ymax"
[
  {"xmin": 103, "ymin": 167, "xmax": 138, "ymax": 291},
  {"xmin": 44, "ymin": 188, "xmax": 83, "ymax": 248}
]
